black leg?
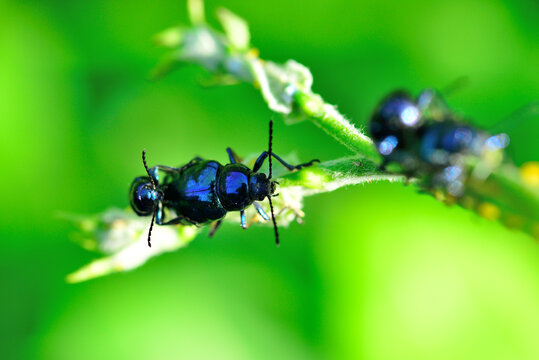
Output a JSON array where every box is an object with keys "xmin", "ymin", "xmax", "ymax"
[
  {"xmin": 226, "ymin": 147, "xmax": 242, "ymax": 164},
  {"xmin": 154, "ymin": 165, "xmax": 180, "ymax": 173},
  {"xmin": 160, "ymin": 216, "xmax": 199, "ymax": 226},
  {"xmin": 252, "ymin": 152, "xmax": 268, "ymax": 172},
  {"xmin": 208, "ymin": 219, "xmax": 223, "ymax": 237},
  {"xmin": 149, "ymin": 165, "xmax": 183, "ymax": 183},
  {"xmin": 179, "ymin": 157, "xmax": 203, "ymax": 174},
  {"xmin": 272, "ymin": 153, "xmax": 320, "ymax": 171},
  {"xmin": 253, "ymin": 151, "xmax": 320, "ymax": 173},
  {"xmin": 152, "ymin": 159, "xmax": 201, "ymax": 181},
  {"xmin": 183, "ymin": 157, "xmax": 203, "ymax": 168},
  {"xmin": 155, "ymin": 204, "xmax": 199, "ymax": 226}
]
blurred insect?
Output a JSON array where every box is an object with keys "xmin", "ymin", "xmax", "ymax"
[
  {"xmin": 369, "ymin": 88, "xmax": 539, "ymax": 238},
  {"xmin": 129, "ymin": 120, "xmax": 319, "ymax": 247},
  {"xmin": 369, "ymin": 88, "xmax": 513, "ymax": 197}
]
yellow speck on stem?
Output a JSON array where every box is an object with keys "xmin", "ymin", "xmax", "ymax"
[
  {"xmin": 478, "ymin": 202, "xmax": 501, "ymax": 221},
  {"xmin": 520, "ymin": 162, "xmax": 539, "ymax": 187},
  {"xmin": 248, "ymin": 48, "xmax": 259, "ymax": 57},
  {"xmin": 433, "ymin": 190, "xmax": 446, "ymax": 202}
]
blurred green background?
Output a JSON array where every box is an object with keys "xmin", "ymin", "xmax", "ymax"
[{"xmin": 1, "ymin": 0, "xmax": 538, "ymax": 359}]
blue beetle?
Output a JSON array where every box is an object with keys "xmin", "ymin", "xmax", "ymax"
[
  {"xmin": 369, "ymin": 89, "xmax": 510, "ymax": 197},
  {"xmin": 129, "ymin": 120, "xmax": 318, "ymax": 247}
]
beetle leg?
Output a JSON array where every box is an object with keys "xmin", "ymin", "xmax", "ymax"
[
  {"xmin": 226, "ymin": 147, "xmax": 242, "ymax": 164},
  {"xmin": 246, "ymin": 203, "xmax": 271, "ymax": 227},
  {"xmin": 154, "ymin": 165, "xmax": 181, "ymax": 173},
  {"xmin": 208, "ymin": 219, "xmax": 223, "ymax": 237},
  {"xmin": 155, "ymin": 202, "xmax": 165, "ymax": 225},
  {"xmin": 240, "ymin": 210, "xmax": 247, "ymax": 229},
  {"xmin": 252, "ymin": 152, "xmax": 268, "ymax": 172},
  {"xmin": 253, "ymin": 201, "xmax": 270, "ymax": 220},
  {"xmin": 149, "ymin": 165, "xmax": 183, "ymax": 183},
  {"xmin": 253, "ymin": 151, "xmax": 320, "ymax": 173},
  {"xmin": 156, "ymin": 206, "xmax": 199, "ymax": 227},
  {"xmin": 271, "ymin": 152, "xmax": 320, "ymax": 171},
  {"xmin": 179, "ymin": 157, "xmax": 204, "ymax": 174}
]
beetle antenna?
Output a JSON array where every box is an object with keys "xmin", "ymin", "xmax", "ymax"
[
  {"xmin": 147, "ymin": 208, "xmax": 156, "ymax": 248},
  {"xmin": 142, "ymin": 149, "xmax": 156, "ymax": 189},
  {"xmin": 142, "ymin": 149, "xmax": 157, "ymax": 247},
  {"xmin": 268, "ymin": 119, "xmax": 274, "ymax": 180},
  {"xmin": 268, "ymin": 196, "xmax": 279, "ymax": 246},
  {"xmin": 267, "ymin": 119, "xmax": 279, "ymax": 246}
]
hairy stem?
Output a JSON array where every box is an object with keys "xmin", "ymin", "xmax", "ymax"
[{"xmin": 293, "ymin": 90, "xmax": 381, "ymax": 162}]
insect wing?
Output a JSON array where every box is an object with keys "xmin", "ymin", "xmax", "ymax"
[
  {"xmin": 489, "ymin": 101, "xmax": 539, "ymax": 161},
  {"xmin": 416, "ymin": 88, "xmax": 453, "ymax": 122}
]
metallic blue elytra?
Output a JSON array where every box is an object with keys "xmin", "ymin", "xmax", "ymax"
[
  {"xmin": 129, "ymin": 131, "xmax": 319, "ymax": 247},
  {"xmin": 369, "ymin": 88, "xmax": 510, "ymax": 196},
  {"xmin": 164, "ymin": 160, "xmax": 227, "ymax": 223}
]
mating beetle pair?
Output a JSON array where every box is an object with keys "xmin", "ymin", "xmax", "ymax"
[
  {"xmin": 370, "ymin": 89, "xmax": 510, "ymax": 197},
  {"xmin": 129, "ymin": 120, "xmax": 319, "ymax": 247}
]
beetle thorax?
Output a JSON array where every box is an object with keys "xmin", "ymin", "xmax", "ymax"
[{"xmin": 217, "ymin": 164, "xmax": 272, "ymax": 211}]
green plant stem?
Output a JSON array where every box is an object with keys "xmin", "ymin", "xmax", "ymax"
[
  {"xmin": 464, "ymin": 164, "xmax": 539, "ymax": 235},
  {"xmin": 293, "ymin": 90, "xmax": 382, "ymax": 163}
]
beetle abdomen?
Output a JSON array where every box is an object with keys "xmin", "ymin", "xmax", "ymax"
[{"xmin": 167, "ymin": 160, "xmax": 226, "ymax": 223}]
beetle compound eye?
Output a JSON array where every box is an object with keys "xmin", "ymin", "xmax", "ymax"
[
  {"xmin": 137, "ymin": 185, "xmax": 155, "ymax": 209},
  {"xmin": 129, "ymin": 176, "xmax": 156, "ymax": 216}
]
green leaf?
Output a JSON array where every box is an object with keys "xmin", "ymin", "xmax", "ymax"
[
  {"xmin": 153, "ymin": 26, "xmax": 185, "ymax": 48},
  {"xmin": 66, "ymin": 209, "xmax": 198, "ymax": 283},
  {"xmin": 247, "ymin": 59, "xmax": 314, "ymax": 114},
  {"xmin": 216, "ymin": 7, "xmax": 250, "ymax": 51},
  {"xmin": 187, "ymin": 0, "xmax": 206, "ymax": 25}
]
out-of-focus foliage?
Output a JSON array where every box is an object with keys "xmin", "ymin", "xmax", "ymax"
[{"xmin": 1, "ymin": 0, "xmax": 538, "ymax": 359}]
